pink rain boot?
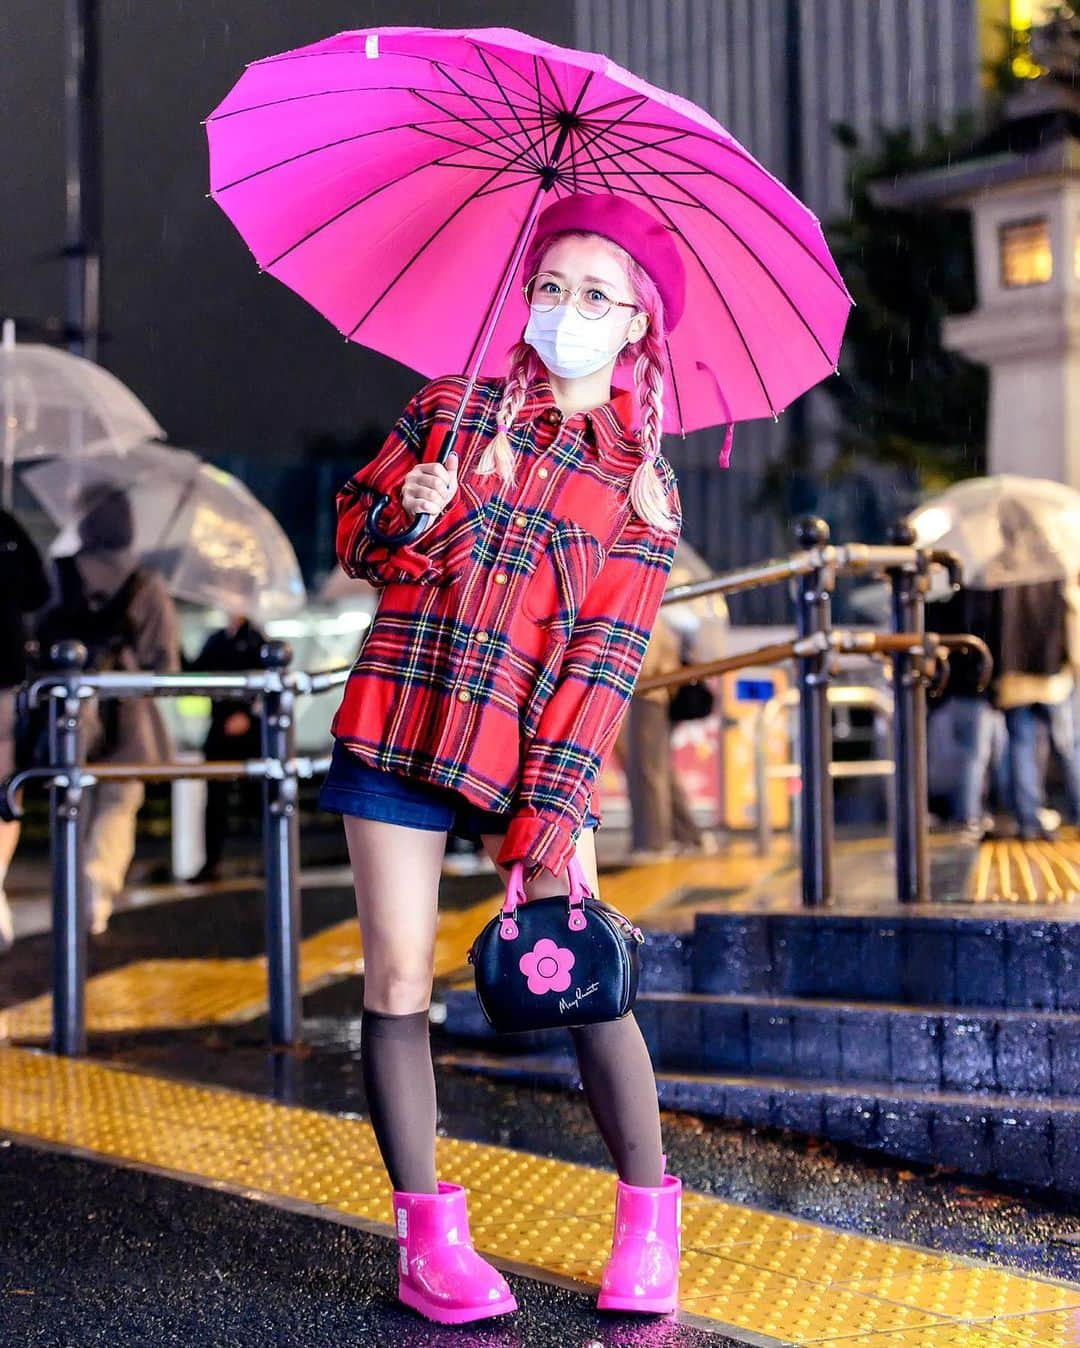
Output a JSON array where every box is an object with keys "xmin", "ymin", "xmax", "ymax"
[
  {"xmin": 597, "ymin": 1163, "xmax": 682, "ymax": 1315},
  {"xmin": 393, "ymin": 1182, "xmax": 518, "ymax": 1325}
]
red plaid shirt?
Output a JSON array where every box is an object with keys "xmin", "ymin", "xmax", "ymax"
[{"xmin": 331, "ymin": 374, "xmax": 682, "ymax": 876}]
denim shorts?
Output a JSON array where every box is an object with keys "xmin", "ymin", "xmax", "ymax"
[{"xmin": 318, "ymin": 739, "xmax": 599, "ymax": 840}]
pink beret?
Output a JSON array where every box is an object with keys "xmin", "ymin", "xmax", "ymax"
[{"xmin": 527, "ymin": 193, "xmax": 686, "ymax": 331}]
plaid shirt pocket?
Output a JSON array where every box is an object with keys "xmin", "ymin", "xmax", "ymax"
[{"xmin": 522, "ymin": 521, "xmax": 606, "ymax": 645}]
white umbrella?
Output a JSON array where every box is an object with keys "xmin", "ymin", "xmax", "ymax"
[
  {"xmin": 0, "ymin": 320, "xmax": 164, "ymax": 507},
  {"xmin": 910, "ymin": 475, "xmax": 1080, "ymax": 589},
  {"xmin": 23, "ymin": 443, "xmax": 306, "ymax": 621}
]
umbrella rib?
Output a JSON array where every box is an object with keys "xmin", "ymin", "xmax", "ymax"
[
  {"xmin": 431, "ymin": 60, "xmax": 539, "ymax": 164},
  {"xmin": 560, "ymin": 96, "xmax": 650, "ymax": 168},
  {"xmin": 262, "ymin": 144, "xmax": 486, "ymax": 269},
  {"xmin": 599, "ymin": 122, "xmax": 850, "ymax": 301},
  {"xmin": 467, "ymin": 41, "xmax": 566, "ymax": 117},
  {"xmin": 599, "ymin": 145, "xmax": 778, "ymax": 415},
  {"xmin": 207, "ymin": 81, "xmax": 535, "ymax": 125},
  {"xmin": 532, "ymin": 56, "xmax": 552, "ymax": 164},
  {"xmin": 605, "ymin": 134, "xmax": 833, "ymax": 385},
  {"xmin": 212, "ymin": 111, "xmax": 541, "ymax": 194},
  {"xmin": 408, "ymin": 91, "xmax": 546, "ymax": 169},
  {"xmin": 569, "ymin": 130, "xmax": 689, "ymax": 437},
  {"xmin": 470, "ymin": 48, "xmax": 543, "ymax": 155},
  {"xmin": 603, "ymin": 135, "xmax": 842, "ymax": 367},
  {"xmin": 344, "ymin": 149, "xmax": 542, "ymax": 338}
]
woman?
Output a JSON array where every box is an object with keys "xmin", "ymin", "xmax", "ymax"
[{"xmin": 320, "ymin": 194, "xmax": 684, "ymax": 1324}]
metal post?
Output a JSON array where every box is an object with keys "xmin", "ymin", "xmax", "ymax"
[
  {"xmin": 888, "ymin": 522, "xmax": 931, "ymax": 904},
  {"xmin": 64, "ymin": 0, "xmax": 102, "ymax": 360},
  {"xmin": 48, "ymin": 641, "xmax": 89, "ymax": 1055},
  {"xmin": 793, "ymin": 518, "xmax": 834, "ymax": 907},
  {"xmin": 259, "ymin": 640, "xmax": 301, "ymax": 1045}
]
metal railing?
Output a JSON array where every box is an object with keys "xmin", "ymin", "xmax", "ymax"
[
  {"xmin": 753, "ymin": 685, "xmax": 895, "ymax": 856},
  {"xmin": 2, "ymin": 639, "xmax": 349, "ymax": 1055},
  {"xmin": 0, "ymin": 516, "xmax": 990, "ymax": 1059},
  {"xmin": 649, "ymin": 517, "xmax": 985, "ymax": 911}
]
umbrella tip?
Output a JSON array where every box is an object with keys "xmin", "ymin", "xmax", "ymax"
[{"xmin": 1, "ymin": 319, "xmax": 13, "ymax": 351}]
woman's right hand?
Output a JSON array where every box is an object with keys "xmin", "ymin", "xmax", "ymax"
[{"xmin": 401, "ymin": 454, "xmax": 459, "ymax": 525}]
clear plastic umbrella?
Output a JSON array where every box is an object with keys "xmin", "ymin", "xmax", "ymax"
[
  {"xmin": 909, "ymin": 475, "xmax": 1080, "ymax": 589},
  {"xmin": 0, "ymin": 320, "xmax": 165, "ymax": 508},
  {"xmin": 22, "ymin": 443, "xmax": 306, "ymax": 620}
]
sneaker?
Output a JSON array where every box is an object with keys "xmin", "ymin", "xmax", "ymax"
[{"xmin": 0, "ymin": 891, "xmax": 13, "ymax": 952}]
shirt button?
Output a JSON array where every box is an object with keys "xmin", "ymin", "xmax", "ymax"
[
  {"xmin": 494, "ymin": 572, "xmax": 508, "ymax": 585},
  {"xmin": 475, "ymin": 632, "xmax": 488, "ymax": 644},
  {"xmin": 457, "ymin": 689, "xmax": 472, "ymax": 703},
  {"xmin": 514, "ymin": 513, "xmax": 528, "ymax": 527},
  {"xmin": 544, "ymin": 408, "xmax": 562, "ymax": 425},
  {"xmin": 537, "ymin": 467, "xmax": 549, "ymax": 480}
]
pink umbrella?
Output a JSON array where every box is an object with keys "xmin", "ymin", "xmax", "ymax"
[{"xmin": 206, "ymin": 26, "xmax": 851, "ymax": 538}]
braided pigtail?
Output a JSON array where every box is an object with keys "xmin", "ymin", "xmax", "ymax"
[
  {"xmin": 475, "ymin": 342, "xmax": 542, "ymax": 489},
  {"xmin": 626, "ymin": 314, "xmax": 677, "ymax": 533}
]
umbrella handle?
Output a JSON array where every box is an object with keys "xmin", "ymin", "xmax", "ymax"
[{"xmin": 366, "ymin": 494, "xmax": 431, "ymax": 547}]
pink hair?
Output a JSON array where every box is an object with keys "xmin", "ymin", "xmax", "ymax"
[{"xmin": 474, "ymin": 230, "xmax": 677, "ymax": 533}]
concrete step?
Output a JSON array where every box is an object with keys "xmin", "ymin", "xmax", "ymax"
[
  {"xmin": 436, "ymin": 1047, "xmax": 1080, "ymax": 1196},
  {"xmin": 439, "ymin": 987, "xmax": 1080, "ymax": 1096},
  {"xmin": 688, "ymin": 911, "xmax": 1080, "ymax": 1009}
]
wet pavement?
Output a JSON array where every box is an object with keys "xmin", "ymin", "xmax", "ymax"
[
  {"xmin": 3, "ymin": 864, "xmax": 1080, "ymax": 1342},
  {"xmin": 0, "ymin": 1141, "xmax": 727, "ymax": 1347}
]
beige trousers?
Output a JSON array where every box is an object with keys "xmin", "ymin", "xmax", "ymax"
[
  {"xmin": 616, "ymin": 697, "xmax": 702, "ymax": 853},
  {"xmin": 85, "ymin": 780, "xmax": 145, "ymax": 905}
]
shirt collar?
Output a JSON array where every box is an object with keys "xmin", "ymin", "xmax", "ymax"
[{"xmin": 519, "ymin": 377, "xmax": 643, "ymax": 468}]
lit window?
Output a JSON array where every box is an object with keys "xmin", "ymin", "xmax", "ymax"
[{"xmin": 1000, "ymin": 217, "xmax": 1052, "ymax": 288}]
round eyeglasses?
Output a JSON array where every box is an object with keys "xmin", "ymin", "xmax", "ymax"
[{"xmin": 524, "ymin": 273, "xmax": 640, "ymax": 322}]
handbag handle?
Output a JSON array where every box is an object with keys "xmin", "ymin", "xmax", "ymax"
[{"xmin": 498, "ymin": 853, "xmax": 592, "ymax": 941}]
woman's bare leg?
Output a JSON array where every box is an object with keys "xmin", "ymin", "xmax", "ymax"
[
  {"xmin": 477, "ymin": 829, "xmax": 664, "ymax": 1187},
  {"xmin": 344, "ymin": 816, "xmax": 448, "ymax": 1193}
]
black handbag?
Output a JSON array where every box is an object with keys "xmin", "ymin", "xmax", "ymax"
[
  {"xmin": 668, "ymin": 669, "xmax": 715, "ymax": 724},
  {"xmin": 468, "ymin": 855, "xmax": 645, "ymax": 1033}
]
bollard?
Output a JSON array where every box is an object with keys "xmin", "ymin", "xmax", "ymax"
[
  {"xmin": 888, "ymin": 522, "xmax": 930, "ymax": 904},
  {"xmin": 259, "ymin": 640, "xmax": 302, "ymax": 1046},
  {"xmin": 48, "ymin": 640, "xmax": 89, "ymax": 1055},
  {"xmin": 793, "ymin": 518, "xmax": 834, "ymax": 907}
]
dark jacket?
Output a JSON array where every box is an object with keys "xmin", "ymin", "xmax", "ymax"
[
  {"xmin": 0, "ymin": 510, "xmax": 50, "ymax": 688},
  {"xmin": 37, "ymin": 548, "xmax": 182, "ymax": 765},
  {"xmin": 929, "ymin": 581, "xmax": 1069, "ymax": 703},
  {"xmin": 187, "ymin": 620, "xmax": 266, "ymax": 758}
]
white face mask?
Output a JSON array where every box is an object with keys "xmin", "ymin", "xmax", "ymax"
[{"xmin": 524, "ymin": 304, "xmax": 630, "ymax": 380}]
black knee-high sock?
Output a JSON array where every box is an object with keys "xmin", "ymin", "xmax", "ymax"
[
  {"xmin": 360, "ymin": 1008, "xmax": 438, "ymax": 1194},
  {"xmin": 570, "ymin": 1014, "xmax": 665, "ymax": 1188}
]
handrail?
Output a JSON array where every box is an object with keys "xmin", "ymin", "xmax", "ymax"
[
  {"xmin": 661, "ymin": 540, "xmax": 960, "ymax": 608},
  {"xmin": 3, "ymin": 517, "xmax": 973, "ymax": 1059},
  {"xmin": 635, "ymin": 628, "xmax": 967, "ymax": 695},
  {"xmin": 22, "ymin": 663, "xmax": 352, "ymax": 709}
]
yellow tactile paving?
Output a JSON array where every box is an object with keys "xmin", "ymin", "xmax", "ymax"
[
  {"xmin": 2, "ymin": 1046, "xmax": 1078, "ymax": 1344},
  {"xmin": 0, "ymin": 855, "xmax": 736, "ymax": 1042},
  {"xmin": 970, "ymin": 839, "xmax": 1080, "ymax": 903}
]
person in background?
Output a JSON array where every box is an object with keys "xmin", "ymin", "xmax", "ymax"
[
  {"xmin": 36, "ymin": 485, "xmax": 180, "ymax": 934},
  {"xmin": 927, "ymin": 586, "xmax": 1006, "ymax": 844},
  {"xmin": 0, "ymin": 508, "xmax": 50, "ymax": 951},
  {"xmin": 994, "ymin": 578, "xmax": 1080, "ymax": 841},
  {"xmin": 186, "ymin": 614, "xmax": 266, "ymax": 883},
  {"xmin": 615, "ymin": 612, "xmax": 717, "ymax": 864}
]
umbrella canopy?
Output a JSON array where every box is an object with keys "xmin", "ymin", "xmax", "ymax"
[
  {"xmin": 22, "ymin": 444, "xmax": 306, "ymax": 621},
  {"xmin": 0, "ymin": 321, "xmax": 164, "ymax": 506},
  {"xmin": 909, "ymin": 475, "xmax": 1080, "ymax": 589},
  {"xmin": 206, "ymin": 26, "xmax": 851, "ymax": 441}
]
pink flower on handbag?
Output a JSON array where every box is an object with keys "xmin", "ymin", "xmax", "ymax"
[{"xmin": 518, "ymin": 938, "xmax": 575, "ymax": 995}]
